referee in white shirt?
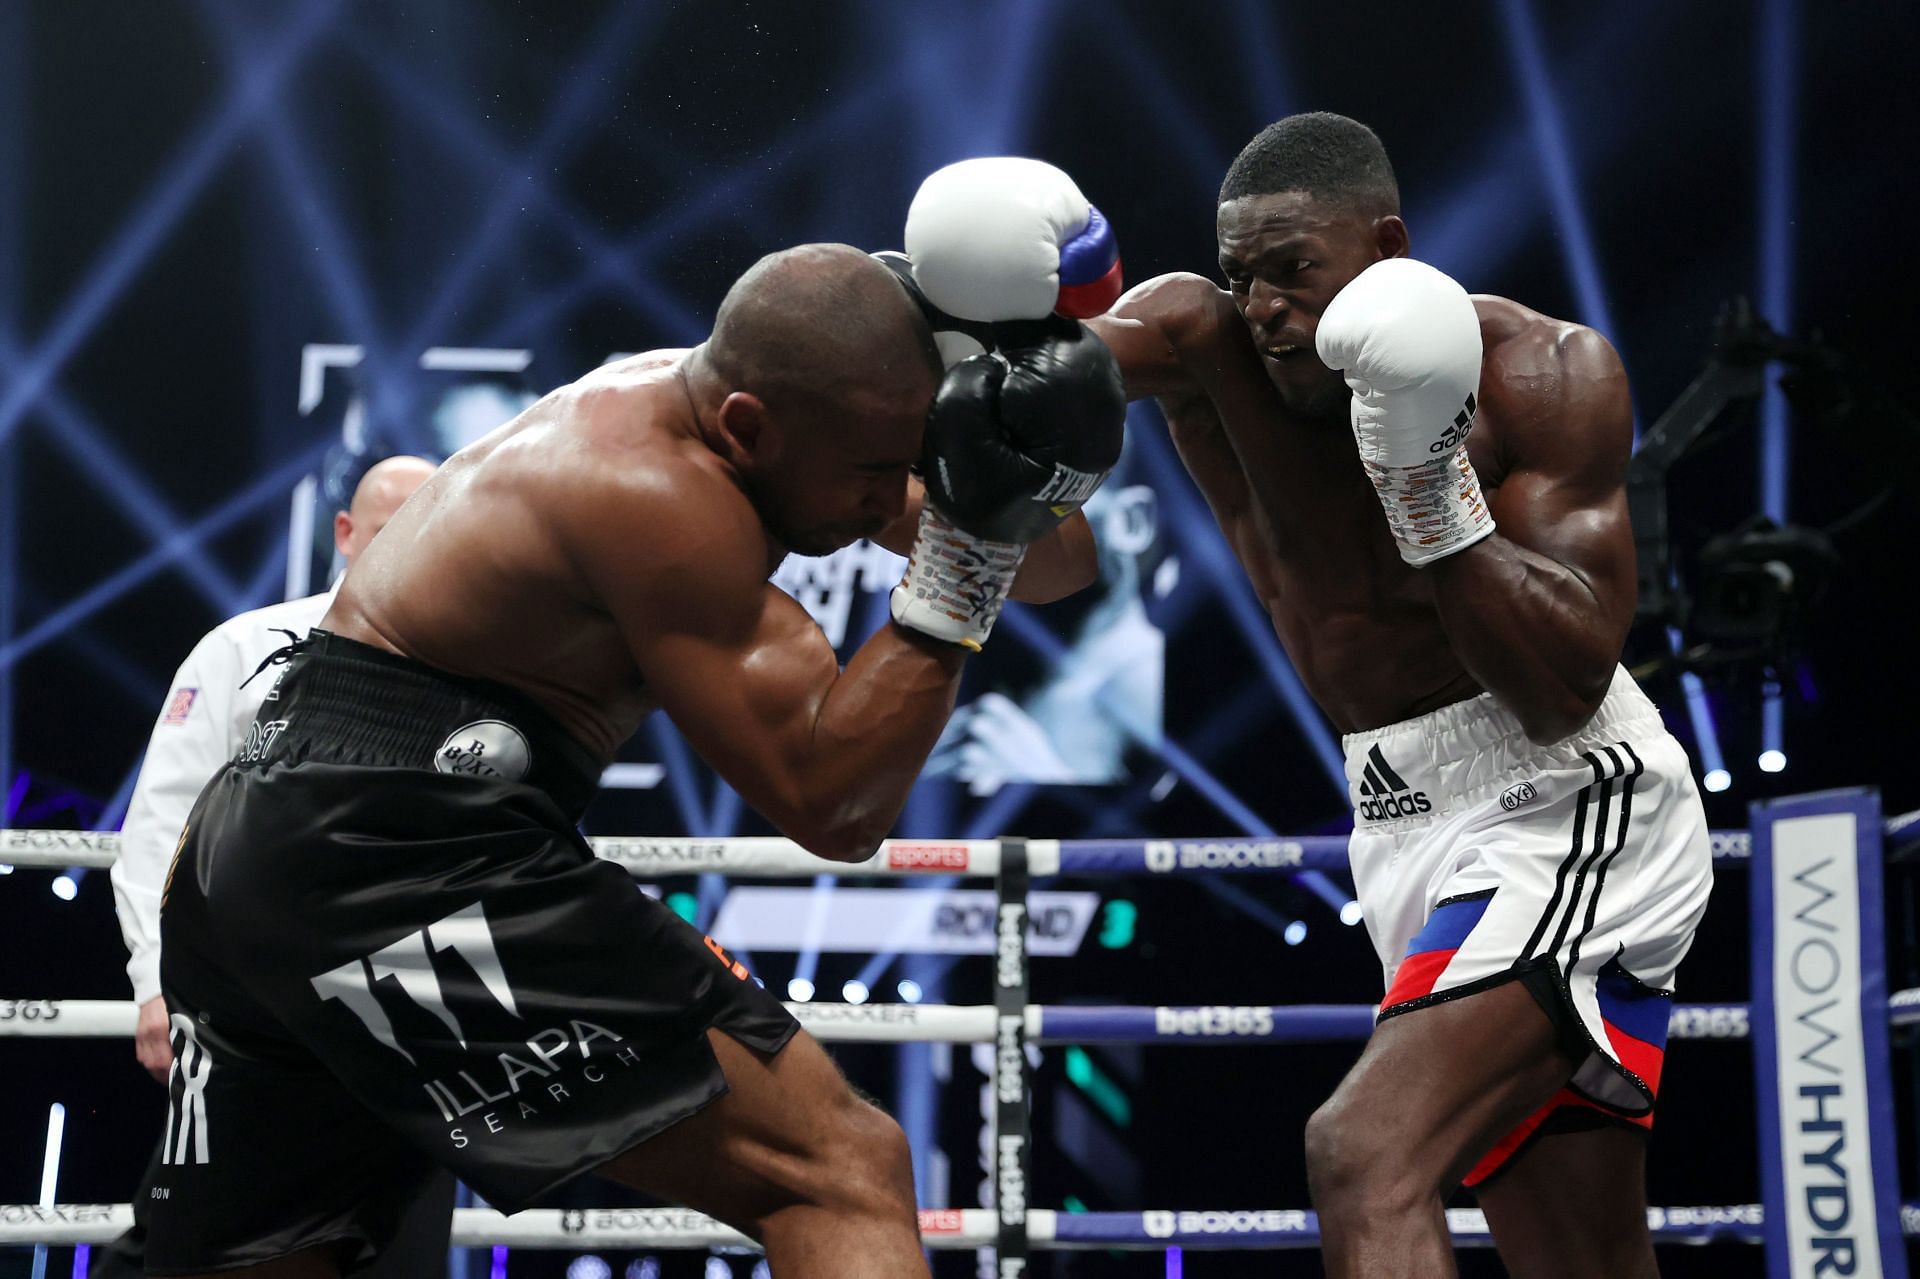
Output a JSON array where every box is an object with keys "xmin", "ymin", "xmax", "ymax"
[{"xmin": 99, "ymin": 456, "xmax": 438, "ymax": 1279}]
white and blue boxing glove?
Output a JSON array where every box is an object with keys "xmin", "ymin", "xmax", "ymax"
[
  {"xmin": 880, "ymin": 158, "xmax": 1127, "ymax": 649},
  {"xmin": 905, "ymin": 156, "xmax": 1122, "ymax": 357},
  {"xmin": 1315, "ymin": 257, "xmax": 1494, "ymax": 566}
]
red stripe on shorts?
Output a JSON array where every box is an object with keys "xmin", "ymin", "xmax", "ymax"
[
  {"xmin": 1381, "ymin": 947, "xmax": 1456, "ymax": 1011},
  {"xmin": 1602, "ymin": 1019, "xmax": 1666, "ymax": 1093}
]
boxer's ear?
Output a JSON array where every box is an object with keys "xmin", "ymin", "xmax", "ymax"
[
  {"xmin": 715, "ymin": 391, "xmax": 779, "ymax": 467},
  {"xmin": 1372, "ymin": 214, "xmax": 1410, "ymax": 261}
]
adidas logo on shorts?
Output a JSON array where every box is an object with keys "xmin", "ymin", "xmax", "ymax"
[{"xmin": 1356, "ymin": 744, "xmax": 1432, "ymax": 822}]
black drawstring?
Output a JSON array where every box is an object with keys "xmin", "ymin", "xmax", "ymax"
[{"xmin": 239, "ymin": 629, "xmax": 313, "ymax": 689}]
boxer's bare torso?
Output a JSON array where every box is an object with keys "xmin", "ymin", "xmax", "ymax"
[
  {"xmin": 326, "ymin": 351, "xmax": 720, "ymax": 759},
  {"xmin": 1091, "ymin": 272, "xmax": 1637, "ymax": 737}
]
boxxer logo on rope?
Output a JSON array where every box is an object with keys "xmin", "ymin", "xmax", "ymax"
[
  {"xmin": 311, "ymin": 900, "xmax": 641, "ymax": 1149},
  {"xmin": 1356, "ymin": 744, "xmax": 1431, "ymax": 822}
]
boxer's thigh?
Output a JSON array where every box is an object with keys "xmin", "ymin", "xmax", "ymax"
[
  {"xmin": 596, "ymin": 1027, "xmax": 911, "ymax": 1232},
  {"xmin": 1315, "ymin": 976, "xmax": 1578, "ymax": 1191},
  {"xmin": 1477, "ymin": 1121, "xmax": 1657, "ymax": 1279}
]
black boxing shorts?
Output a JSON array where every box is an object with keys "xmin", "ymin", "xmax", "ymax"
[{"xmin": 147, "ymin": 631, "xmax": 798, "ymax": 1275}]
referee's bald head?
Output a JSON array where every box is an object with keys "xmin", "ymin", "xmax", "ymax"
[{"xmin": 337, "ymin": 455, "xmax": 436, "ymax": 562}]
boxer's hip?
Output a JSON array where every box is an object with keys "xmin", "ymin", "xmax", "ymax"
[
  {"xmin": 1340, "ymin": 666, "xmax": 1706, "ymax": 975},
  {"xmin": 231, "ymin": 628, "xmax": 602, "ymax": 820},
  {"xmin": 164, "ymin": 630, "xmax": 606, "ymax": 971},
  {"xmin": 1341, "ymin": 666, "xmax": 1668, "ymax": 832}
]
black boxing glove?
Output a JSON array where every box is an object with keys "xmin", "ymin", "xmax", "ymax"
[
  {"xmin": 922, "ymin": 315, "xmax": 1125, "ymax": 542},
  {"xmin": 890, "ymin": 317, "xmax": 1125, "ymax": 650}
]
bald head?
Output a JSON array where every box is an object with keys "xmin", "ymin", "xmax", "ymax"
[
  {"xmin": 335, "ymin": 454, "xmax": 435, "ymax": 563},
  {"xmin": 705, "ymin": 244, "xmax": 941, "ymax": 420}
]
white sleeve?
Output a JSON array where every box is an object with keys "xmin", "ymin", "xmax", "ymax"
[{"xmin": 110, "ymin": 629, "xmax": 247, "ymax": 1004}]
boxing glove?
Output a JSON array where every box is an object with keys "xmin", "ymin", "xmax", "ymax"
[
  {"xmin": 873, "ymin": 250, "xmax": 996, "ymax": 369},
  {"xmin": 1315, "ymin": 257, "xmax": 1495, "ymax": 565},
  {"xmin": 904, "ymin": 157, "xmax": 1123, "ymax": 324},
  {"xmin": 890, "ymin": 319, "xmax": 1126, "ymax": 650}
]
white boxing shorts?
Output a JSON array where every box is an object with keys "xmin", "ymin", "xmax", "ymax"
[{"xmin": 1343, "ymin": 665, "xmax": 1713, "ymax": 1186}]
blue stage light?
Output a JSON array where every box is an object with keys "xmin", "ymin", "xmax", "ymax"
[
  {"xmin": 391, "ymin": 3, "xmax": 676, "ymax": 360},
  {"xmin": 16, "ymin": 378, "xmax": 245, "ymax": 613},
  {"xmin": 1496, "ymin": 0, "xmax": 1620, "ymax": 350},
  {"xmin": 0, "ymin": 0, "xmax": 339, "ymax": 452},
  {"xmin": 469, "ymin": 67, "xmax": 913, "ymax": 350},
  {"xmin": 0, "ymin": 443, "xmax": 331, "ymax": 674},
  {"xmin": 1757, "ymin": 0, "xmax": 1799, "ymax": 524}
]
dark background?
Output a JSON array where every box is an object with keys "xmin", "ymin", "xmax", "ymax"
[{"xmin": 3, "ymin": 1, "xmax": 1918, "ymax": 1276}]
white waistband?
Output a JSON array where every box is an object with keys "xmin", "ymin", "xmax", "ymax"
[{"xmin": 1341, "ymin": 666, "xmax": 1667, "ymax": 817}]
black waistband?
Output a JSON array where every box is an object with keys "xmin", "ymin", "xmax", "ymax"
[{"xmin": 244, "ymin": 630, "xmax": 602, "ymax": 821}]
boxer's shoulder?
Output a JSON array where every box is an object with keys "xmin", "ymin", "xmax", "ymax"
[
  {"xmin": 1113, "ymin": 270, "xmax": 1236, "ymax": 350},
  {"xmin": 1098, "ymin": 272, "xmax": 1246, "ymax": 401},
  {"xmin": 1471, "ymin": 295, "xmax": 1630, "ymax": 458},
  {"xmin": 1473, "ymin": 296, "xmax": 1624, "ymax": 397},
  {"xmin": 556, "ymin": 349, "xmax": 693, "ymax": 436},
  {"xmin": 546, "ymin": 409, "xmax": 772, "ymax": 607}
]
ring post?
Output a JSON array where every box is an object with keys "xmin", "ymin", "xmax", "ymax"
[
  {"xmin": 1751, "ymin": 788, "xmax": 1906, "ymax": 1278},
  {"xmin": 993, "ymin": 837, "xmax": 1031, "ymax": 1276}
]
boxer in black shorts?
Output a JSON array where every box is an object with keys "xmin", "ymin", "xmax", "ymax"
[{"xmin": 151, "ymin": 244, "xmax": 1122, "ymax": 1277}]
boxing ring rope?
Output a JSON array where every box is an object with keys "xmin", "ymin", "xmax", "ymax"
[
  {"xmin": 0, "ymin": 997, "xmax": 1765, "ymax": 1042},
  {"xmin": 0, "ymin": 828, "xmax": 1756, "ymax": 875},
  {"xmin": 4, "ymin": 818, "xmax": 1917, "ymax": 1260},
  {"xmin": 0, "ymin": 1201, "xmax": 1830, "ymax": 1250}
]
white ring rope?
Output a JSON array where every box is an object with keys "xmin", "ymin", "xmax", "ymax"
[
  {"xmin": 1, "ymin": 829, "xmax": 1771, "ymax": 876},
  {"xmin": 0, "ymin": 1202, "xmax": 1807, "ymax": 1249},
  {"xmin": 0, "ymin": 997, "xmax": 1775, "ymax": 1042}
]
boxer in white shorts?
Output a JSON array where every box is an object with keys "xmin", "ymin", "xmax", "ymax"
[
  {"xmin": 904, "ymin": 114, "xmax": 1715, "ymax": 1277},
  {"xmin": 1353, "ymin": 664, "xmax": 1711, "ymax": 1191}
]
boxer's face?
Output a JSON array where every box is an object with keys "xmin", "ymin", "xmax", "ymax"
[
  {"xmin": 752, "ymin": 389, "xmax": 927, "ymax": 557},
  {"xmin": 1217, "ymin": 191, "xmax": 1388, "ymax": 421}
]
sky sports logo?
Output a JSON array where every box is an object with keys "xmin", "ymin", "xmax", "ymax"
[{"xmin": 887, "ymin": 843, "xmax": 971, "ymax": 871}]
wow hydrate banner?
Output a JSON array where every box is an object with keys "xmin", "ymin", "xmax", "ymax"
[{"xmin": 1751, "ymin": 789, "xmax": 1906, "ymax": 1278}]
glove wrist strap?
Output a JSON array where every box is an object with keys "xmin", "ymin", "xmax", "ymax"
[
  {"xmin": 889, "ymin": 505, "xmax": 1025, "ymax": 650},
  {"xmin": 1364, "ymin": 448, "xmax": 1497, "ymax": 566}
]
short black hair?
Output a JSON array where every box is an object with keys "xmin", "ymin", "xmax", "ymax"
[{"xmin": 1218, "ymin": 112, "xmax": 1399, "ymax": 215}]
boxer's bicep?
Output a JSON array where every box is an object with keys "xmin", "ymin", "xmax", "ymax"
[
  {"xmin": 569, "ymin": 469, "xmax": 841, "ymax": 814},
  {"xmin": 631, "ymin": 575, "xmax": 847, "ymax": 821},
  {"xmin": 1483, "ymin": 327, "xmax": 1637, "ymax": 626},
  {"xmin": 1012, "ymin": 510, "xmax": 1096, "ymax": 603}
]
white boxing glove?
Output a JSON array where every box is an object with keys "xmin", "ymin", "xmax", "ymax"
[
  {"xmin": 1315, "ymin": 257, "xmax": 1494, "ymax": 565},
  {"xmin": 904, "ymin": 157, "xmax": 1122, "ymax": 328}
]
